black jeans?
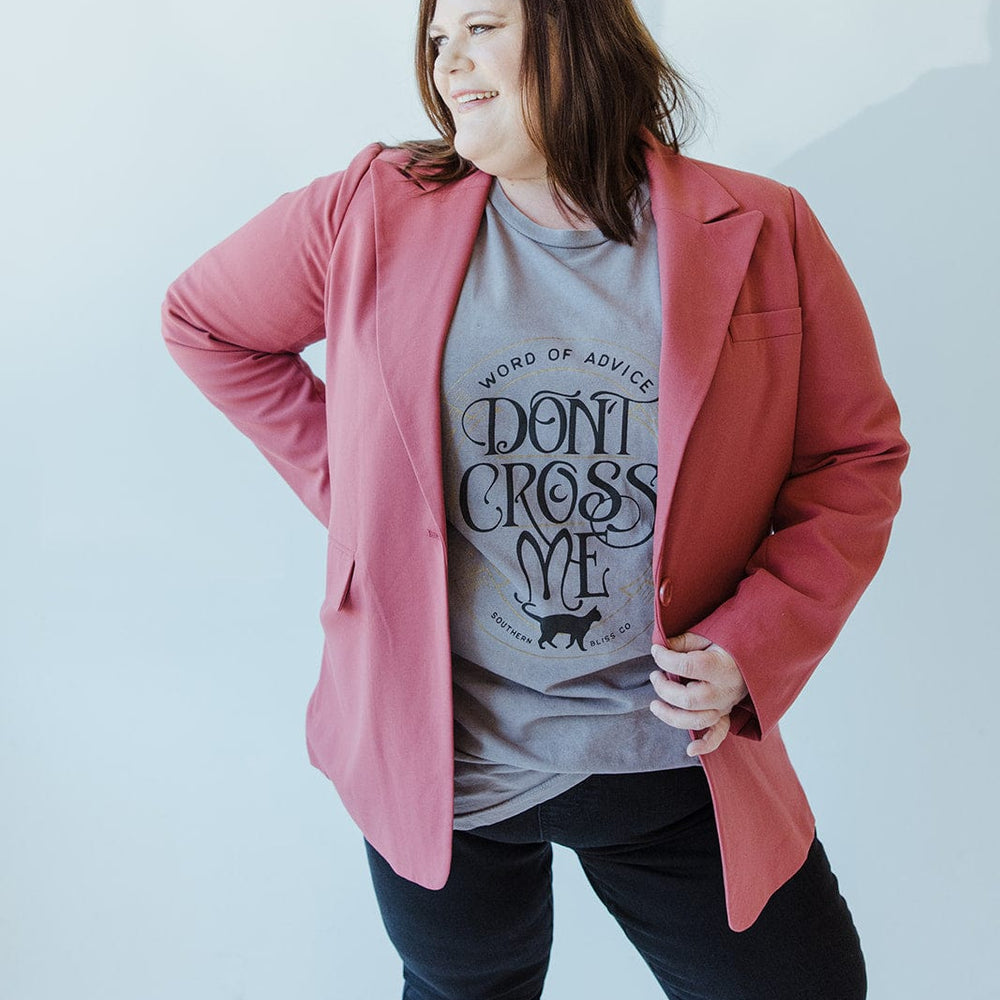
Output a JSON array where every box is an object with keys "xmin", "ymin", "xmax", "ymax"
[{"xmin": 365, "ymin": 766, "xmax": 866, "ymax": 1000}]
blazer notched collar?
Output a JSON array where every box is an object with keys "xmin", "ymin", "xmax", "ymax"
[{"xmin": 370, "ymin": 138, "xmax": 765, "ymax": 558}]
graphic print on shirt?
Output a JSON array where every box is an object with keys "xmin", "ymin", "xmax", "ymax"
[{"xmin": 443, "ymin": 336, "xmax": 660, "ymax": 676}]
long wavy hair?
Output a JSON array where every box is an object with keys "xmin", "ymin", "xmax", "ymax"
[{"xmin": 399, "ymin": 0, "xmax": 703, "ymax": 243}]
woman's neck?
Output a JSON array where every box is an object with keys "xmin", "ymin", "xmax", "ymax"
[{"xmin": 496, "ymin": 176, "xmax": 596, "ymax": 231}]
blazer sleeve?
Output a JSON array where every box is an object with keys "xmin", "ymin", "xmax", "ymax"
[
  {"xmin": 692, "ymin": 186, "xmax": 909, "ymax": 740},
  {"xmin": 160, "ymin": 143, "xmax": 383, "ymax": 526}
]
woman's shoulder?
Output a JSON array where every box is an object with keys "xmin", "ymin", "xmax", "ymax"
[
  {"xmin": 678, "ymin": 153, "xmax": 795, "ymax": 213},
  {"xmin": 643, "ymin": 133, "xmax": 797, "ymax": 223},
  {"xmin": 287, "ymin": 143, "xmax": 414, "ymax": 217},
  {"xmin": 337, "ymin": 141, "xmax": 464, "ymax": 191},
  {"xmin": 306, "ymin": 142, "xmax": 406, "ymax": 190},
  {"xmin": 343, "ymin": 141, "xmax": 400, "ymax": 178}
]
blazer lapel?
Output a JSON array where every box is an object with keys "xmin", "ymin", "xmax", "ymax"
[
  {"xmin": 371, "ymin": 159, "xmax": 492, "ymax": 537},
  {"xmin": 643, "ymin": 141, "xmax": 764, "ymax": 556}
]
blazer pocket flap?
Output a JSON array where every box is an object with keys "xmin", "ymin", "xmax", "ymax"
[
  {"xmin": 326, "ymin": 540, "xmax": 356, "ymax": 611},
  {"xmin": 729, "ymin": 306, "xmax": 802, "ymax": 342}
]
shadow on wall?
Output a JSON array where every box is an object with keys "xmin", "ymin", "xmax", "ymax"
[
  {"xmin": 768, "ymin": 8, "xmax": 998, "ymax": 998},
  {"xmin": 772, "ymin": 0, "xmax": 999, "ymax": 597}
]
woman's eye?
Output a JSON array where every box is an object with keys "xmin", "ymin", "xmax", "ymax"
[{"xmin": 430, "ymin": 23, "xmax": 495, "ymax": 53}]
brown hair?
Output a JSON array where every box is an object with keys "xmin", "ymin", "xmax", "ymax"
[{"xmin": 400, "ymin": 0, "xmax": 703, "ymax": 243}]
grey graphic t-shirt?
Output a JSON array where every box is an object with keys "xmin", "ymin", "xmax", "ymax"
[{"xmin": 442, "ymin": 181, "xmax": 696, "ymax": 830}]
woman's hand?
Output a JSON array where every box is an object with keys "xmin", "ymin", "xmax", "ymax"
[{"xmin": 649, "ymin": 633, "xmax": 749, "ymax": 756}]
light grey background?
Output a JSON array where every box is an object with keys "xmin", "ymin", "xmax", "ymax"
[{"xmin": 2, "ymin": 0, "xmax": 997, "ymax": 997}]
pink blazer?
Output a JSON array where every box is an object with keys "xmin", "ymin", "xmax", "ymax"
[{"xmin": 162, "ymin": 136, "xmax": 907, "ymax": 931}]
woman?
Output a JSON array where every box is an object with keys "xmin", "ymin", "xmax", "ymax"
[{"xmin": 162, "ymin": 0, "xmax": 908, "ymax": 996}]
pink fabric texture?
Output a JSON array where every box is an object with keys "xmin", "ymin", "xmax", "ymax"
[{"xmin": 162, "ymin": 136, "xmax": 908, "ymax": 931}]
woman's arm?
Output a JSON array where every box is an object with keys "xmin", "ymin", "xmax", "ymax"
[{"xmin": 161, "ymin": 143, "xmax": 382, "ymax": 525}]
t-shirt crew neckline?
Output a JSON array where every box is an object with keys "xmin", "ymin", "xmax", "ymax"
[{"xmin": 489, "ymin": 179, "xmax": 651, "ymax": 249}]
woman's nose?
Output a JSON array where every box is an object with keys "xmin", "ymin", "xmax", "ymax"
[{"xmin": 435, "ymin": 38, "xmax": 474, "ymax": 74}]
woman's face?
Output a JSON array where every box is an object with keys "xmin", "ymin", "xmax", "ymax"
[{"xmin": 429, "ymin": 0, "xmax": 547, "ymax": 184}]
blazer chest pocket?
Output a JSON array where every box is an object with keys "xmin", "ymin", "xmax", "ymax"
[{"xmin": 729, "ymin": 306, "xmax": 802, "ymax": 342}]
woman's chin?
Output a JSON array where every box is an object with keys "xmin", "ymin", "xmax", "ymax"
[{"xmin": 452, "ymin": 133, "xmax": 488, "ymax": 169}]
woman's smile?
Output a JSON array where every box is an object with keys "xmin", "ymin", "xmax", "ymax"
[{"xmin": 453, "ymin": 89, "xmax": 500, "ymax": 107}]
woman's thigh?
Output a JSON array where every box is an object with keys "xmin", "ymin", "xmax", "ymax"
[
  {"xmin": 574, "ymin": 804, "xmax": 866, "ymax": 1000},
  {"xmin": 365, "ymin": 832, "xmax": 554, "ymax": 1000},
  {"xmin": 366, "ymin": 767, "xmax": 865, "ymax": 1000}
]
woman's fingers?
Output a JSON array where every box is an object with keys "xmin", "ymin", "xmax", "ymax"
[
  {"xmin": 686, "ymin": 715, "xmax": 731, "ymax": 756},
  {"xmin": 659, "ymin": 631, "xmax": 713, "ymax": 654},
  {"xmin": 648, "ymin": 694, "xmax": 723, "ymax": 731},
  {"xmin": 650, "ymin": 640, "xmax": 735, "ymax": 688},
  {"xmin": 648, "ymin": 635, "xmax": 747, "ymax": 755},
  {"xmin": 650, "ymin": 638, "xmax": 748, "ymax": 708},
  {"xmin": 648, "ymin": 670, "xmax": 716, "ymax": 711},
  {"xmin": 648, "ymin": 693, "xmax": 731, "ymax": 755}
]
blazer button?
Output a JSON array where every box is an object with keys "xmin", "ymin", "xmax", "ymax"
[{"xmin": 657, "ymin": 578, "xmax": 673, "ymax": 607}]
